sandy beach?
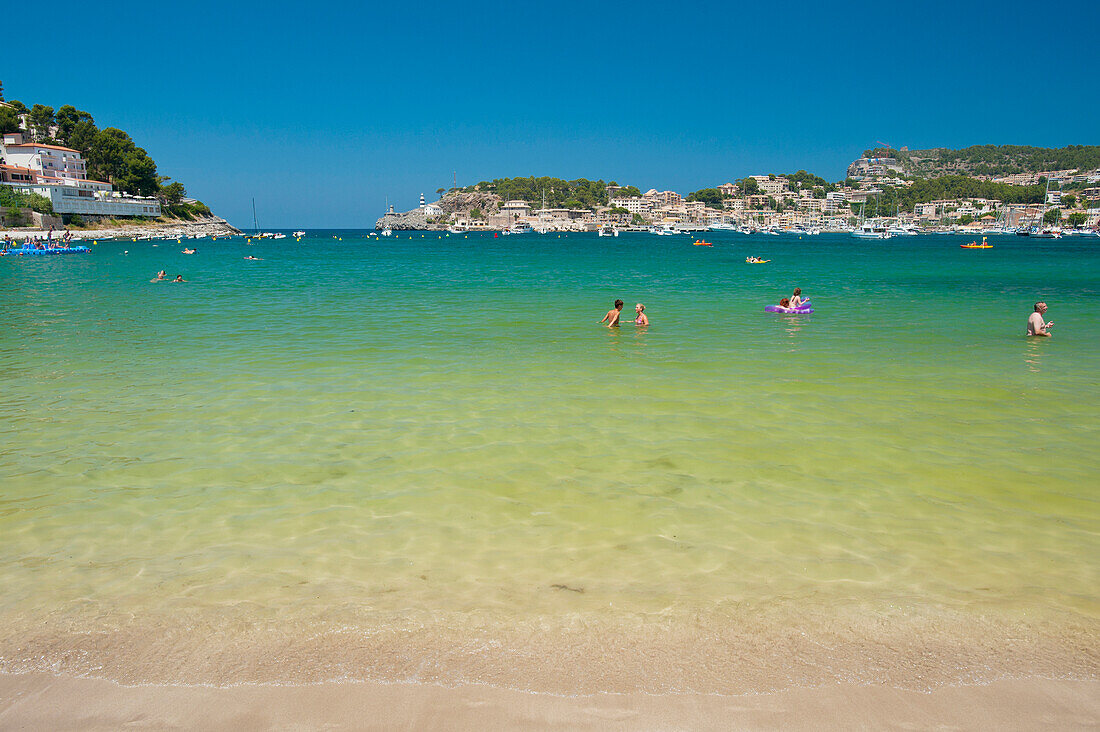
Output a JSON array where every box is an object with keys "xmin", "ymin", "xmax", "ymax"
[{"xmin": 0, "ymin": 673, "xmax": 1096, "ymax": 730}]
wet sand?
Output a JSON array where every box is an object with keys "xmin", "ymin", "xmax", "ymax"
[{"xmin": 1, "ymin": 673, "xmax": 1096, "ymax": 730}]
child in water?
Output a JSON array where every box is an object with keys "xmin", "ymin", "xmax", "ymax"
[
  {"xmin": 601, "ymin": 299, "xmax": 624, "ymax": 327},
  {"xmin": 634, "ymin": 303, "xmax": 649, "ymax": 326}
]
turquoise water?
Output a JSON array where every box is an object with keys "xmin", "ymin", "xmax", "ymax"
[{"xmin": 1, "ymin": 231, "xmax": 1097, "ymax": 690}]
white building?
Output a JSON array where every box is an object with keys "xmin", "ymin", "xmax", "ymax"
[
  {"xmin": 609, "ymin": 196, "xmax": 652, "ymax": 215},
  {"xmin": 2, "ymin": 134, "xmax": 88, "ymax": 180},
  {"xmin": 1, "ymin": 132, "xmax": 159, "ymax": 217}
]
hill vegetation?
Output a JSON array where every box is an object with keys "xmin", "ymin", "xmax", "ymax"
[
  {"xmin": 1, "ymin": 98, "xmax": 211, "ymax": 213},
  {"xmin": 860, "ymin": 144, "xmax": 1100, "ymax": 178},
  {"xmin": 457, "ymin": 177, "xmax": 613, "ymax": 209}
]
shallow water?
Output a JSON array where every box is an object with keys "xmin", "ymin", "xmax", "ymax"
[{"xmin": 1, "ymin": 231, "xmax": 1097, "ymax": 690}]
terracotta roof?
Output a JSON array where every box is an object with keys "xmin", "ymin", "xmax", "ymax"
[{"xmin": 4, "ymin": 143, "xmax": 81, "ymax": 153}]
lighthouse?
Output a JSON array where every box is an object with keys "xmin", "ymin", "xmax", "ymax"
[{"xmin": 419, "ymin": 193, "xmax": 426, "ymax": 209}]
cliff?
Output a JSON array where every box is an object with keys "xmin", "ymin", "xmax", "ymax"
[{"xmin": 375, "ymin": 191, "xmax": 501, "ymax": 230}]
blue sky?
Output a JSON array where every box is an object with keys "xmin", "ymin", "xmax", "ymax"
[{"xmin": 6, "ymin": 0, "xmax": 1097, "ymax": 227}]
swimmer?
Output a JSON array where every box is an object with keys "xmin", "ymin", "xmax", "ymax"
[
  {"xmin": 150, "ymin": 270, "xmax": 167, "ymax": 282},
  {"xmin": 182, "ymin": 248, "xmax": 196, "ymax": 254},
  {"xmin": 244, "ymin": 255, "xmax": 262, "ymax": 260},
  {"xmin": 789, "ymin": 287, "xmax": 803, "ymax": 309},
  {"xmin": 779, "ymin": 297, "xmax": 791, "ymax": 308},
  {"xmin": 634, "ymin": 303, "xmax": 649, "ymax": 326},
  {"xmin": 172, "ymin": 275, "xmax": 185, "ymax": 283},
  {"xmin": 1027, "ymin": 301, "xmax": 1053, "ymax": 337},
  {"xmin": 600, "ymin": 299, "xmax": 624, "ymax": 328}
]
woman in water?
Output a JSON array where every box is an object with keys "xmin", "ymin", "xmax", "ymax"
[{"xmin": 634, "ymin": 303, "xmax": 649, "ymax": 326}]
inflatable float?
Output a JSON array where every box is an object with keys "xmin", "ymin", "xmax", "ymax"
[
  {"xmin": 765, "ymin": 299, "xmax": 813, "ymax": 314},
  {"xmin": 3, "ymin": 245, "xmax": 91, "ymax": 256}
]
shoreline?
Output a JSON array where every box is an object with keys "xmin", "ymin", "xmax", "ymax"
[
  {"xmin": 0, "ymin": 673, "xmax": 1096, "ymax": 730},
  {"xmin": 0, "ymin": 216, "xmax": 241, "ymax": 242}
]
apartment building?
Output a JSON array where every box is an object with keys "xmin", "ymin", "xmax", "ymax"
[{"xmin": 1, "ymin": 132, "xmax": 160, "ymax": 217}]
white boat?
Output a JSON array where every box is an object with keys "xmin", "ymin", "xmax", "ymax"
[
  {"xmin": 509, "ymin": 221, "xmax": 533, "ymax": 235},
  {"xmin": 1033, "ymin": 227, "xmax": 1062, "ymax": 239},
  {"xmin": 272, "ymin": 233, "xmax": 287, "ymax": 239},
  {"xmin": 708, "ymin": 221, "xmax": 737, "ymax": 231},
  {"xmin": 852, "ymin": 223, "xmax": 891, "ymax": 239},
  {"xmin": 597, "ymin": 224, "xmax": 619, "ymax": 237},
  {"xmin": 293, "ymin": 230, "xmax": 306, "ymax": 237},
  {"xmin": 652, "ymin": 224, "xmax": 681, "ymax": 236},
  {"xmin": 446, "ymin": 225, "xmax": 465, "ymax": 234},
  {"xmin": 887, "ymin": 225, "xmax": 918, "ymax": 236},
  {"xmin": 381, "ymin": 228, "xmax": 393, "ymax": 236}
]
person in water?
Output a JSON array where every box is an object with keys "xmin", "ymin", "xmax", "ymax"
[
  {"xmin": 789, "ymin": 287, "xmax": 803, "ymax": 309},
  {"xmin": 779, "ymin": 297, "xmax": 791, "ymax": 308},
  {"xmin": 601, "ymin": 299, "xmax": 624, "ymax": 327},
  {"xmin": 1027, "ymin": 301, "xmax": 1053, "ymax": 337},
  {"xmin": 634, "ymin": 303, "xmax": 649, "ymax": 326},
  {"xmin": 244, "ymin": 255, "xmax": 262, "ymax": 260},
  {"xmin": 172, "ymin": 275, "xmax": 185, "ymax": 283},
  {"xmin": 151, "ymin": 270, "xmax": 167, "ymax": 282}
]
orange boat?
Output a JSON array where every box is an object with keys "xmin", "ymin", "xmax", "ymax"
[{"xmin": 693, "ymin": 240, "xmax": 713, "ymax": 246}]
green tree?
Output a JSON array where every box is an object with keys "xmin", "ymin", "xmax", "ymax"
[
  {"xmin": 1062, "ymin": 194, "xmax": 1076, "ymax": 209},
  {"xmin": 631, "ymin": 213, "xmax": 646, "ymax": 225},
  {"xmin": 66, "ymin": 119, "xmax": 99, "ymax": 155},
  {"xmin": 28, "ymin": 104, "xmax": 55, "ymax": 142},
  {"xmin": 958, "ymin": 214, "xmax": 975, "ymax": 225},
  {"xmin": 614, "ymin": 185, "xmax": 642, "ymax": 198},
  {"xmin": 7, "ymin": 100, "xmax": 28, "ymax": 114},
  {"xmin": 0, "ymin": 105, "xmax": 20, "ymax": 134},
  {"xmin": 1067, "ymin": 212, "xmax": 1087, "ymax": 227},
  {"xmin": 54, "ymin": 105, "xmax": 94, "ymax": 146},
  {"xmin": 161, "ymin": 181, "xmax": 186, "ymax": 205},
  {"xmin": 1043, "ymin": 208, "xmax": 1062, "ymax": 225},
  {"xmin": 740, "ymin": 177, "xmax": 760, "ymax": 195},
  {"xmin": 436, "ymin": 187, "xmax": 445, "ymax": 197},
  {"xmin": 117, "ymin": 148, "xmax": 159, "ymax": 196},
  {"xmin": 686, "ymin": 188, "xmax": 725, "ymax": 207},
  {"xmin": 608, "ymin": 206, "xmax": 629, "ymax": 215},
  {"xmin": 470, "ymin": 208, "xmax": 483, "ymax": 219}
]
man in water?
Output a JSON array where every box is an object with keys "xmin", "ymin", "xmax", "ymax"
[
  {"xmin": 1027, "ymin": 302, "xmax": 1053, "ymax": 337},
  {"xmin": 600, "ymin": 299, "xmax": 624, "ymax": 328},
  {"xmin": 172, "ymin": 275, "xmax": 186, "ymax": 283}
]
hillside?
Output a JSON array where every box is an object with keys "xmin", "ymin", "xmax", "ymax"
[
  {"xmin": 1, "ymin": 96, "xmax": 215, "ymax": 221},
  {"xmin": 855, "ymin": 144, "xmax": 1100, "ymax": 179}
]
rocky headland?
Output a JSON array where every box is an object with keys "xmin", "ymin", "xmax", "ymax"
[{"xmin": 376, "ymin": 192, "xmax": 501, "ymax": 230}]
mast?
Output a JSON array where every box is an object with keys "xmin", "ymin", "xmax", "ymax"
[{"xmin": 252, "ymin": 198, "xmax": 259, "ymax": 234}]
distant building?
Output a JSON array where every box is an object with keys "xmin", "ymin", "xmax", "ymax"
[
  {"xmin": 643, "ymin": 189, "xmax": 682, "ymax": 207},
  {"xmin": 717, "ymin": 182, "xmax": 737, "ymax": 198}
]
